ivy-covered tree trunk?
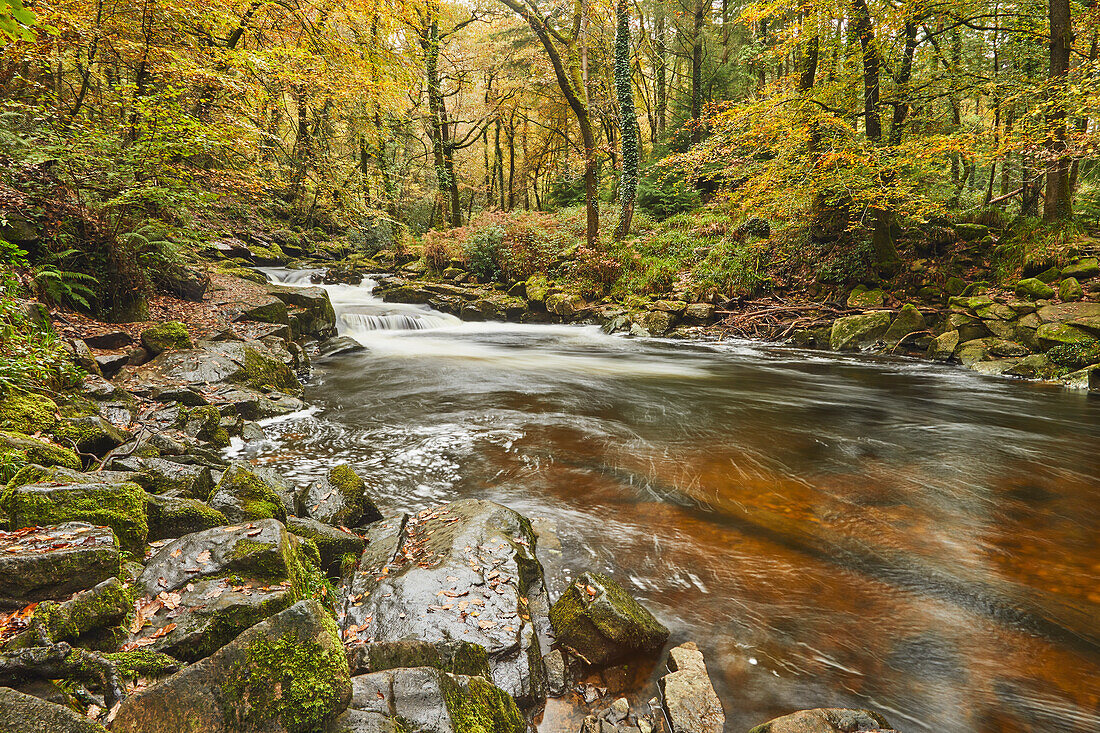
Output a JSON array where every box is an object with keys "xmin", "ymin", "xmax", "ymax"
[
  {"xmin": 1043, "ymin": 0, "xmax": 1073, "ymax": 221},
  {"xmin": 614, "ymin": 0, "xmax": 637, "ymax": 241}
]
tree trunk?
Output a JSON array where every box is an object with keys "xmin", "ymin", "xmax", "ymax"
[
  {"xmin": 690, "ymin": 0, "xmax": 706, "ymax": 144},
  {"xmin": 655, "ymin": 0, "xmax": 667, "ymax": 139},
  {"xmin": 851, "ymin": 0, "xmax": 882, "ymax": 143},
  {"xmin": 1043, "ymin": 0, "xmax": 1074, "ymax": 221},
  {"xmin": 614, "ymin": 0, "xmax": 638, "ymax": 240}
]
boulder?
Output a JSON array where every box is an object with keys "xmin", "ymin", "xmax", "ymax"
[
  {"xmin": 4, "ymin": 464, "xmax": 134, "ymax": 490},
  {"xmin": 94, "ymin": 352, "xmax": 130, "ymax": 376},
  {"xmin": 208, "ymin": 463, "xmax": 288, "ymax": 523},
  {"xmin": 1005, "ymin": 354, "xmax": 1062, "ymax": 380},
  {"xmin": 638, "ymin": 309, "xmax": 677, "ymax": 336},
  {"xmin": 1058, "ymin": 277, "xmax": 1083, "ymax": 302},
  {"xmin": 1015, "ymin": 278, "xmax": 1055, "ymax": 300},
  {"xmin": 236, "ymin": 295, "xmax": 291, "ymax": 325},
  {"xmin": 546, "ymin": 292, "xmax": 586, "ymax": 318},
  {"xmin": 3, "ymin": 577, "xmax": 130, "ymax": 650},
  {"xmin": 846, "ymin": 287, "xmax": 884, "ymax": 308},
  {"xmin": 112, "ymin": 600, "xmax": 351, "ymax": 733},
  {"xmin": 954, "ymin": 223, "xmax": 988, "ymax": 241},
  {"xmin": 158, "ymin": 262, "xmax": 210, "ymax": 301},
  {"xmin": 121, "ymin": 341, "xmax": 300, "ymax": 396},
  {"xmin": 178, "ymin": 404, "xmax": 229, "ymax": 448},
  {"xmin": 51, "ymin": 416, "xmax": 132, "ymax": 457},
  {"xmin": 340, "ymin": 500, "xmax": 551, "ymax": 707},
  {"xmin": 0, "ymin": 687, "xmax": 108, "ymax": 733},
  {"xmin": 140, "ymin": 322, "xmax": 193, "ymax": 355},
  {"xmin": 549, "ymin": 571, "xmax": 669, "ymax": 667},
  {"xmin": 829, "ymin": 312, "xmax": 892, "ymax": 351},
  {"xmin": 956, "ymin": 338, "xmax": 991, "ymax": 367},
  {"xmin": 145, "ymin": 494, "xmax": 228, "ymax": 540},
  {"xmin": 747, "ymin": 708, "xmax": 896, "ymax": 733},
  {"xmin": 1036, "ymin": 322, "xmax": 1092, "ymax": 349},
  {"xmin": 882, "ymin": 304, "xmax": 927, "ymax": 346},
  {"xmin": 0, "ymin": 391, "xmax": 58, "ymax": 434},
  {"xmin": 265, "ymin": 284, "xmax": 337, "ymax": 339},
  {"xmin": 0, "ymin": 523, "xmax": 120, "ymax": 610},
  {"xmin": 1, "ymin": 481, "xmax": 147, "ymax": 554},
  {"xmin": 682, "ymin": 303, "xmax": 715, "ymax": 324},
  {"xmin": 987, "ymin": 339, "xmax": 1030, "ymax": 358},
  {"xmin": 1068, "ymin": 316, "xmax": 1100, "ymax": 337},
  {"xmin": 346, "ymin": 639, "xmax": 491, "ymax": 678},
  {"xmin": 83, "ymin": 330, "xmax": 131, "ymax": 350},
  {"xmin": 130, "ymin": 457, "xmax": 215, "ymax": 500},
  {"xmin": 1037, "ymin": 301, "xmax": 1100, "ymax": 323},
  {"xmin": 652, "ymin": 300, "xmax": 688, "ymax": 314},
  {"xmin": 943, "ymin": 277, "xmax": 966, "ymax": 296},
  {"xmin": 0, "ymin": 431, "xmax": 80, "ymax": 471},
  {"xmin": 524, "ymin": 276, "xmax": 550, "ymax": 305},
  {"xmin": 137, "ymin": 518, "xmax": 301, "ymax": 596},
  {"xmin": 659, "ymin": 642, "xmax": 724, "ymax": 733},
  {"xmin": 287, "ymin": 517, "xmax": 365, "ymax": 577},
  {"xmin": 974, "ymin": 303, "xmax": 1016, "ymax": 321},
  {"xmin": 1061, "ymin": 257, "xmax": 1100, "ymax": 279},
  {"xmin": 333, "ymin": 667, "xmax": 525, "ymax": 733}
]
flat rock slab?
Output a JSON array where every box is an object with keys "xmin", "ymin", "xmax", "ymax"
[
  {"xmin": 0, "ymin": 687, "xmax": 107, "ymax": 733},
  {"xmin": 0, "ymin": 523, "xmax": 120, "ymax": 609},
  {"xmin": 120, "ymin": 340, "xmax": 299, "ymax": 395},
  {"xmin": 340, "ymin": 500, "xmax": 550, "ymax": 708},
  {"xmin": 334, "ymin": 667, "xmax": 526, "ymax": 733},
  {"xmin": 112, "ymin": 600, "xmax": 351, "ymax": 733},
  {"xmin": 660, "ymin": 642, "xmax": 725, "ymax": 733},
  {"xmin": 2, "ymin": 481, "xmax": 148, "ymax": 555},
  {"xmin": 138, "ymin": 518, "xmax": 298, "ymax": 595},
  {"xmin": 747, "ymin": 708, "xmax": 897, "ymax": 733}
]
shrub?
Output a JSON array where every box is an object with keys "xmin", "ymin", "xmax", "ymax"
[
  {"xmin": 636, "ymin": 165, "xmax": 700, "ymax": 220},
  {"xmin": 568, "ymin": 247, "xmax": 623, "ymax": 297}
]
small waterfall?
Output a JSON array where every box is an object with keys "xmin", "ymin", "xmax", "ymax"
[{"xmin": 340, "ymin": 311, "xmax": 456, "ymax": 332}]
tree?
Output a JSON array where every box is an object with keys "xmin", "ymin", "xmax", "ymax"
[{"xmin": 614, "ymin": 0, "xmax": 638, "ymax": 239}]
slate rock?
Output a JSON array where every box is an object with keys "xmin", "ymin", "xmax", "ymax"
[
  {"xmin": 747, "ymin": 708, "xmax": 896, "ymax": 733},
  {"xmin": 659, "ymin": 642, "xmax": 725, "ymax": 733},
  {"xmin": 297, "ymin": 464, "xmax": 381, "ymax": 528},
  {"xmin": 1, "ymin": 481, "xmax": 147, "ymax": 555},
  {"xmin": 209, "ymin": 463, "xmax": 288, "ymax": 523},
  {"xmin": 287, "ymin": 516, "xmax": 365, "ymax": 576},
  {"xmin": 0, "ymin": 687, "xmax": 108, "ymax": 733},
  {"xmin": 0, "ymin": 523, "xmax": 119, "ymax": 610}
]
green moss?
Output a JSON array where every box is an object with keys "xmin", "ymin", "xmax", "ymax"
[
  {"xmin": 241, "ymin": 346, "xmax": 299, "ymax": 393},
  {"xmin": 178, "ymin": 405, "xmax": 229, "ymax": 448},
  {"xmin": 2, "ymin": 481, "xmax": 148, "ymax": 554},
  {"xmin": 146, "ymin": 495, "xmax": 227, "ymax": 540},
  {"xmin": 213, "ymin": 464, "xmax": 286, "ymax": 522},
  {"xmin": 0, "ymin": 431, "xmax": 81, "ymax": 471},
  {"xmin": 1047, "ymin": 338, "xmax": 1100, "ymax": 369},
  {"xmin": 105, "ymin": 649, "xmax": 182, "ymax": 680},
  {"xmin": 33, "ymin": 579, "xmax": 134, "ymax": 643},
  {"xmin": 55, "ymin": 394, "xmax": 100, "ymax": 419},
  {"xmin": 0, "ymin": 390, "xmax": 59, "ymax": 434},
  {"xmin": 363, "ymin": 641, "xmax": 491, "ymax": 679},
  {"xmin": 183, "ymin": 590, "xmax": 297, "ymax": 662},
  {"xmin": 222, "ymin": 618, "xmax": 350, "ymax": 732},
  {"xmin": 140, "ymin": 321, "xmax": 193, "ymax": 354},
  {"xmin": 441, "ymin": 673, "xmax": 527, "ymax": 733}
]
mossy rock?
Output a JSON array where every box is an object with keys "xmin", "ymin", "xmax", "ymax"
[
  {"xmin": 0, "ymin": 390, "xmax": 59, "ymax": 434},
  {"xmin": 549, "ymin": 571, "xmax": 669, "ymax": 667},
  {"xmin": 0, "ymin": 687, "xmax": 109, "ymax": 733},
  {"xmin": 239, "ymin": 295, "xmax": 290, "ymax": 325},
  {"xmin": 1037, "ymin": 322, "xmax": 1092, "ymax": 350},
  {"xmin": 297, "ymin": 464, "xmax": 381, "ymax": 528},
  {"xmin": 1061, "ymin": 258, "xmax": 1100, "ymax": 280},
  {"xmin": 140, "ymin": 321, "xmax": 193, "ymax": 355},
  {"xmin": 0, "ymin": 523, "xmax": 121, "ymax": 609},
  {"xmin": 286, "ymin": 516, "xmax": 365, "ymax": 577},
  {"xmin": 2, "ymin": 481, "xmax": 148, "ymax": 555},
  {"xmin": 1033, "ymin": 266, "xmax": 1062, "ymax": 284},
  {"xmin": 0, "ymin": 432, "xmax": 81, "ymax": 472},
  {"xmin": 348, "ymin": 639, "xmax": 492, "ymax": 679},
  {"xmin": 829, "ymin": 312, "xmax": 892, "ymax": 351},
  {"xmin": 145, "ymin": 493, "xmax": 228, "ymax": 540},
  {"xmin": 105, "ymin": 649, "xmax": 182, "ymax": 681},
  {"xmin": 747, "ymin": 708, "xmax": 893, "ymax": 733},
  {"xmin": 51, "ymin": 416, "xmax": 132, "ymax": 457},
  {"xmin": 1058, "ymin": 277, "xmax": 1083, "ymax": 302},
  {"xmin": 954, "ymin": 223, "xmax": 988, "ymax": 241},
  {"xmin": 944, "ymin": 277, "xmax": 967, "ymax": 296},
  {"xmin": 178, "ymin": 405, "xmax": 230, "ymax": 448},
  {"xmin": 3, "ymin": 577, "xmax": 132, "ymax": 650},
  {"xmin": 1015, "ymin": 278, "xmax": 1055, "ymax": 300},
  {"xmin": 1046, "ymin": 339, "xmax": 1100, "ymax": 369},
  {"xmin": 209, "ymin": 463, "xmax": 287, "ymax": 523},
  {"xmin": 883, "ymin": 304, "xmax": 927, "ymax": 345},
  {"xmin": 1004, "ymin": 354, "xmax": 1064, "ymax": 380},
  {"xmin": 846, "ymin": 286, "xmax": 884, "ymax": 308}
]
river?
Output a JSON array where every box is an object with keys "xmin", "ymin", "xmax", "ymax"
[{"xmin": 250, "ymin": 269, "xmax": 1100, "ymax": 732}]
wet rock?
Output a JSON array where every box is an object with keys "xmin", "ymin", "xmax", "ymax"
[
  {"xmin": 1005, "ymin": 353, "xmax": 1061, "ymax": 379},
  {"xmin": 265, "ymin": 283, "xmax": 337, "ymax": 339},
  {"xmin": 0, "ymin": 431, "xmax": 81, "ymax": 471},
  {"xmin": 140, "ymin": 321, "xmax": 193, "ymax": 355},
  {"xmin": 638, "ymin": 309, "xmax": 677, "ymax": 336},
  {"xmin": 956, "ymin": 338, "xmax": 991, "ymax": 367},
  {"xmin": 1068, "ymin": 315, "xmax": 1100, "ymax": 337},
  {"xmin": 51, "ymin": 416, "xmax": 132, "ymax": 457},
  {"xmin": 209, "ymin": 463, "xmax": 288, "ymax": 523},
  {"xmin": 829, "ymin": 312, "xmax": 892, "ymax": 351},
  {"xmin": 946, "ymin": 312, "xmax": 987, "ymax": 341},
  {"xmin": 0, "ymin": 391, "xmax": 58, "ymax": 434},
  {"xmin": 0, "ymin": 523, "xmax": 120, "ymax": 610},
  {"xmin": 82, "ymin": 330, "xmax": 132, "ymax": 350},
  {"xmin": 544, "ymin": 648, "xmax": 567, "ymax": 696},
  {"xmin": 987, "ymin": 339, "xmax": 1030, "ymax": 358},
  {"xmin": 747, "ymin": 707, "xmax": 896, "ymax": 733},
  {"xmin": 287, "ymin": 517, "xmax": 364, "ymax": 577},
  {"xmin": 659, "ymin": 642, "xmax": 724, "ymax": 733},
  {"xmin": 1062, "ymin": 257, "xmax": 1099, "ymax": 279},
  {"xmin": 2, "ymin": 481, "xmax": 147, "ymax": 554},
  {"xmin": 316, "ymin": 336, "xmax": 366, "ymax": 359},
  {"xmin": 130, "ymin": 457, "xmax": 215, "ymax": 500},
  {"xmin": 235, "ymin": 294, "xmax": 291, "ymax": 326},
  {"xmin": 546, "ymin": 292, "xmax": 586, "ymax": 319},
  {"xmin": 3, "ymin": 577, "xmax": 130, "ymax": 651},
  {"xmin": 340, "ymin": 500, "xmax": 550, "ymax": 707},
  {"xmin": 1037, "ymin": 301, "xmax": 1100, "ymax": 323},
  {"xmin": 145, "ymin": 494, "xmax": 228, "ymax": 540},
  {"xmin": 158, "ymin": 262, "xmax": 211, "ymax": 301},
  {"xmin": 682, "ymin": 303, "xmax": 715, "ymax": 324},
  {"xmin": 179, "ymin": 404, "xmax": 230, "ymax": 447},
  {"xmin": 333, "ymin": 667, "xmax": 525, "ymax": 733},
  {"xmin": 94, "ymin": 351, "xmax": 130, "ymax": 376},
  {"xmin": 138, "ymin": 518, "xmax": 300, "ymax": 595},
  {"xmin": 846, "ymin": 287, "xmax": 884, "ymax": 308},
  {"xmin": 112, "ymin": 600, "xmax": 351, "ymax": 733},
  {"xmin": 0, "ymin": 687, "xmax": 107, "ymax": 733},
  {"xmin": 121, "ymin": 340, "xmax": 300, "ymax": 396},
  {"xmin": 1015, "ymin": 278, "xmax": 1055, "ymax": 300},
  {"xmin": 882, "ymin": 304, "xmax": 926, "ymax": 346},
  {"xmin": 346, "ymin": 639, "xmax": 491, "ymax": 678},
  {"xmin": 549, "ymin": 571, "xmax": 669, "ymax": 667},
  {"xmin": 298, "ymin": 465, "xmax": 381, "ymax": 528},
  {"xmin": 4, "ymin": 464, "xmax": 134, "ymax": 490},
  {"xmin": 1058, "ymin": 277, "xmax": 1083, "ymax": 302},
  {"xmin": 974, "ymin": 303, "xmax": 1016, "ymax": 321}
]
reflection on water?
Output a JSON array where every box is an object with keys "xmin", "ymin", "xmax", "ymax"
[{"xmin": 252, "ymin": 270, "xmax": 1100, "ymax": 732}]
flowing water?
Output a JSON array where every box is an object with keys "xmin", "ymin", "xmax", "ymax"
[{"xmin": 252, "ymin": 269, "xmax": 1100, "ymax": 732}]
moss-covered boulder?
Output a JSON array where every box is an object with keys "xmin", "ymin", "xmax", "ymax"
[
  {"xmin": 0, "ymin": 523, "xmax": 120, "ymax": 609},
  {"xmin": 846, "ymin": 286, "xmax": 884, "ymax": 308},
  {"xmin": 1046, "ymin": 339, "xmax": 1100, "ymax": 370},
  {"xmin": 1062, "ymin": 257, "xmax": 1100, "ymax": 280},
  {"xmin": 51, "ymin": 416, "xmax": 132, "ymax": 457},
  {"xmin": 1036, "ymin": 322, "xmax": 1092, "ymax": 350},
  {"xmin": 1004, "ymin": 354, "xmax": 1064, "ymax": 380},
  {"xmin": 1058, "ymin": 277, "xmax": 1084, "ymax": 302},
  {"xmin": 287, "ymin": 516, "xmax": 365, "ymax": 577},
  {"xmin": 3, "ymin": 576, "xmax": 131, "ymax": 651},
  {"xmin": 829, "ymin": 312, "xmax": 892, "ymax": 351},
  {"xmin": 145, "ymin": 493, "xmax": 228, "ymax": 540},
  {"xmin": 0, "ymin": 390, "xmax": 58, "ymax": 434},
  {"xmin": 297, "ymin": 464, "xmax": 381, "ymax": 528},
  {"xmin": 1, "ymin": 481, "xmax": 148, "ymax": 555},
  {"xmin": 178, "ymin": 404, "xmax": 230, "ymax": 448},
  {"xmin": 209, "ymin": 463, "xmax": 287, "ymax": 523},
  {"xmin": 747, "ymin": 708, "xmax": 896, "ymax": 733},
  {"xmin": 238, "ymin": 295, "xmax": 291, "ymax": 325},
  {"xmin": 0, "ymin": 687, "xmax": 108, "ymax": 733},
  {"xmin": 347, "ymin": 639, "xmax": 492, "ymax": 678},
  {"xmin": 5, "ymin": 464, "xmax": 134, "ymax": 490},
  {"xmin": 112, "ymin": 600, "xmax": 351, "ymax": 733},
  {"xmin": 0, "ymin": 431, "xmax": 81, "ymax": 476},
  {"xmin": 883, "ymin": 304, "xmax": 927, "ymax": 345},
  {"xmin": 130, "ymin": 457, "xmax": 215, "ymax": 500},
  {"xmin": 334, "ymin": 667, "xmax": 525, "ymax": 733},
  {"xmin": 121, "ymin": 341, "xmax": 300, "ymax": 397},
  {"xmin": 944, "ymin": 277, "xmax": 967, "ymax": 296},
  {"xmin": 265, "ymin": 284, "xmax": 337, "ymax": 339},
  {"xmin": 1015, "ymin": 278, "xmax": 1055, "ymax": 300},
  {"xmin": 549, "ymin": 571, "xmax": 669, "ymax": 667},
  {"xmin": 140, "ymin": 321, "xmax": 193, "ymax": 355}
]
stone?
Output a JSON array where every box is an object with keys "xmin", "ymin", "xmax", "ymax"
[
  {"xmin": 829, "ymin": 312, "xmax": 892, "ymax": 351},
  {"xmin": 0, "ymin": 687, "xmax": 108, "ymax": 733},
  {"xmin": 549, "ymin": 571, "xmax": 669, "ymax": 668},
  {"xmin": 130, "ymin": 457, "xmax": 215, "ymax": 500},
  {"xmin": 1037, "ymin": 301, "xmax": 1100, "ymax": 323},
  {"xmin": 2, "ymin": 481, "xmax": 147, "ymax": 554},
  {"xmin": 145, "ymin": 494, "xmax": 228, "ymax": 540},
  {"xmin": 1034, "ymin": 266, "xmax": 1062, "ymax": 284},
  {"xmin": 66, "ymin": 338, "xmax": 102, "ymax": 377},
  {"xmin": 112, "ymin": 600, "xmax": 351, "ymax": 733},
  {"xmin": 988, "ymin": 340, "xmax": 1030, "ymax": 358},
  {"xmin": 944, "ymin": 277, "xmax": 967, "ymax": 296},
  {"xmin": 659, "ymin": 642, "xmax": 724, "ymax": 733},
  {"xmin": 121, "ymin": 341, "xmax": 300, "ymax": 396},
  {"xmin": 179, "ymin": 404, "xmax": 229, "ymax": 447},
  {"xmin": 51, "ymin": 416, "xmax": 132, "ymax": 457},
  {"xmin": 846, "ymin": 287, "xmax": 885, "ymax": 308},
  {"xmin": 956, "ymin": 339, "xmax": 991, "ymax": 367},
  {"xmin": 545, "ymin": 649, "xmax": 567, "ymax": 696},
  {"xmin": 639, "ymin": 309, "xmax": 677, "ymax": 336},
  {"xmin": 346, "ymin": 639, "xmax": 491, "ymax": 678},
  {"xmin": 925, "ymin": 331, "xmax": 959, "ymax": 362},
  {"xmin": 546, "ymin": 292, "xmax": 586, "ymax": 318},
  {"xmin": 287, "ymin": 516, "xmax": 365, "ymax": 577},
  {"xmin": 954, "ymin": 223, "xmax": 988, "ymax": 241},
  {"xmin": 0, "ymin": 391, "xmax": 58, "ymax": 434},
  {"xmin": 1068, "ymin": 316, "xmax": 1100, "ymax": 336},
  {"xmin": 1005, "ymin": 354, "xmax": 1062, "ymax": 380},
  {"xmin": 652, "ymin": 300, "xmax": 688, "ymax": 314},
  {"xmin": 140, "ymin": 321, "xmax": 193, "ymax": 355},
  {"xmin": 1016, "ymin": 278, "xmax": 1055, "ymax": 300},
  {"xmin": 882, "ymin": 304, "xmax": 927, "ymax": 345},
  {"xmin": 974, "ymin": 303, "xmax": 1016, "ymax": 321},
  {"xmin": 265, "ymin": 284, "xmax": 337, "ymax": 339},
  {"xmin": 158, "ymin": 262, "xmax": 210, "ymax": 301},
  {"xmin": 747, "ymin": 708, "xmax": 896, "ymax": 733},
  {"xmin": 1036, "ymin": 322, "xmax": 1092, "ymax": 349},
  {"xmin": 94, "ymin": 352, "xmax": 130, "ymax": 376},
  {"xmin": 948, "ymin": 295, "xmax": 994, "ymax": 313},
  {"xmin": 0, "ymin": 431, "xmax": 80, "ymax": 471},
  {"xmin": 208, "ymin": 463, "xmax": 288, "ymax": 523},
  {"xmin": 333, "ymin": 667, "xmax": 525, "ymax": 733},
  {"xmin": 340, "ymin": 500, "xmax": 550, "ymax": 707},
  {"xmin": 236, "ymin": 295, "xmax": 291, "ymax": 325},
  {"xmin": 1061, "ymin": 257, "xmax": 1100, "ymax": 279},
  {"xmin": 1058, "ymin": 277, "xmax": 1083, "ymax": 302},
  {"xmin": 137, "ymin": 518, "xmax": 301, "ymax": 595},
  {"xmin": 682, "ymin": 303, "xmax": 715, "ymax": 324},
  {"xmin": 0, "ymin": 523, "xmax": 120, "ymax": 610},
  {"xmin": 3, "ymin": 577, "xmax": 130, "ymax": 650}
]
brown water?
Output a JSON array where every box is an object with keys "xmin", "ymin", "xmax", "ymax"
[{"xmin": 245, "ymin": 272, "xmax": 1100, "ymax": 732}]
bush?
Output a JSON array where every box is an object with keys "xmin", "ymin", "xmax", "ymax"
[
  {"xmin": 636, "ymin": 165, "xmax": 700, "ymax": 220},
  {"xmin": 548, "ymin": 175, "xmax": 586, "ymax": 209},
  {"xmin": 465, "ymin": 225, "xmax": 505, "ymax": 282},
  {"xmin": 568, "ymin": 247, "xmax": 624, "ymax": 297}
]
